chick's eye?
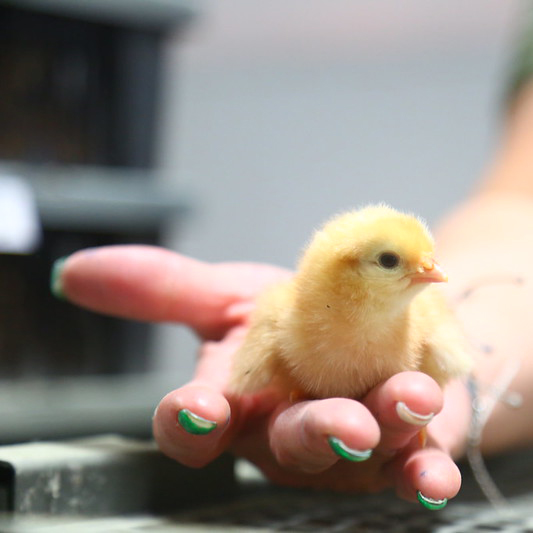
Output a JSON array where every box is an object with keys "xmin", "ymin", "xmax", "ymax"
[{"xmin": 378, "ymin": 252, "xmax": 400, "ymax": 269}]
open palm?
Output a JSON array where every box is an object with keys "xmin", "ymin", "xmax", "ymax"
[{"xmin": 56, "ymin": 245, "xmax": 471, "ymax": 507}]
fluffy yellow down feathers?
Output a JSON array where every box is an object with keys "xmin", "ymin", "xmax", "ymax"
[{"xmin": 228, "ymin": 205, "xmax": 472, "ymax": 400}]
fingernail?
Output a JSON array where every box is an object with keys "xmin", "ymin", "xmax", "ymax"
[
  {"xmin": 328, "ymin": 436, "xmax": 372, "ymax": 462},
  {"xmin": 177, "ymin": 409, "xmax": 217, "ymax": 435},
  {"xmin": 417, "ymin": 490, "xmax": 448, "ymax": 510},
  {"xmin": 396, "ymin": 402, "xmax": 434, "ymax": 426},
  {"xmin": 50, "ymin": 256, "xmax": 69, "ymax": 300}
]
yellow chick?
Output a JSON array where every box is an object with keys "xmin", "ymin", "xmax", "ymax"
[{"xmin": 229, "ymin": 205, "xmax": 472, "ymax": 400}]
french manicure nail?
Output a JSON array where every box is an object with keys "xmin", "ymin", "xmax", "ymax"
[
  {"xmin": 177, "ymin": 409, "xmax": 217, "ymax": 435},
  {"xmin": 417, "ymin": 490, "xmax": 448, "ymax": 510},
  {"xmin": 50, "ymin": 256, "xmax": 69, "ymax": 300},
  {"xmin": 328, "ymin": 436, "xmax": 372, "ymax": 462},
  {"xmin": 396, "ymin": 402, "xmax": 434, "ymax": 426}
]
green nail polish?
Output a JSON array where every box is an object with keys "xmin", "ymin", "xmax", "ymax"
[
  {"xmin": 328, "ymin": 436, "xmax": 372, "ymax": 462},
  {"xmin": 50, "ymin": 256, "xmax": 68, "ymax": 300},
  {"xmin": 417, "ymin": 491, "xmax": 448, "ymax": 510},
  {"xmin": 177, "ymin": 409, "xmax": 217, "ymax": 435}
]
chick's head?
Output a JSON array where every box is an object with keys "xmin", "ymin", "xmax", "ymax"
[{"xmin": 298, "ymin": 205, "xmax": 446, "ymax": 305}]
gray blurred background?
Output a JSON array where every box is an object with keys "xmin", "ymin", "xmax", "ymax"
[
  {"xmin": 0, "ymin": 1, "xmax": 529, "ymax": 521},
  {"xmin": 152, "ymin": 0, "xmax": 521, "ymax": 378},
  {"xmin": 0, "ymin": 0, "xmax": 525, "ymax": 411}
]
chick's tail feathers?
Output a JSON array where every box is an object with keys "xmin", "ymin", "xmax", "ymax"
[
  {"xmin": 227, "ymin": 329, "xmax": 280, "ymax": 395},
  {"xmin": 227, "ymin": 283, "xmax": 290, "ymax": 395}
]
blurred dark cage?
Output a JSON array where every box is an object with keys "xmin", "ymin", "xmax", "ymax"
[
  {"xmin": 0, "ymin": 4, "xmax": 242, "ymax": 523},
  {"xmin": 0, "ymin": 3, "xmax": 191, "ymax": 382},
  {"xmin": 0, "ymin": 5, "xmax": 166, "ymax": 168}
]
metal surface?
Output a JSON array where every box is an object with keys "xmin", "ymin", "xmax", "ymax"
[
  {"xmin": 0, "ymin": 477, "xmax": 533, "ymax": 531},
  {"xmin": 163, "ymin": 489, "xmax": 533, "ymax": 532},
  {"xmin": 0, "ymin": 435, "xmax": 235, "ymax": 516},
  {"xmin": 0, "ymin": 446, "xmax": 530, "ymax": 531}
]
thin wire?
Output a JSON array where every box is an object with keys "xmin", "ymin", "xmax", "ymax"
[
  {"xmin": 454, "ymin": 275, "xmax": 525, "ymax": 511},
  {"xmin": 466, "ymin": 357, "xmax": 523, "ymax": 511}
]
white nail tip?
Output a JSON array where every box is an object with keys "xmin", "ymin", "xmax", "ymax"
[{"xmin": 396, "ymin": 401, "xmax": 434, "ymax": 426}]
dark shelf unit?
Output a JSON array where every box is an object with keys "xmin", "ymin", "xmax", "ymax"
[{"xmin": 0, "ymin": 1, "xmax": 193, "ymax": 382}]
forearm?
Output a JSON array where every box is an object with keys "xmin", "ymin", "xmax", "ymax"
[
  {"xmin": 435, "ymin": 193, "xmax": 533, "ymax": 455},
  {"xmin": 435, "ymin": 82, "xmax": 533, "ymax": 453}
]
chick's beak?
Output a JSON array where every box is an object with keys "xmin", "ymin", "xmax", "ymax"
[{"xmin": 410, "ymin": 257, "xmax": 448, "ymax": 285}]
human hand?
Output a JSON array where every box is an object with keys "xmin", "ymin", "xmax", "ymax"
[{"xmin": 52, "ymin": 245, "xmax": 472, "ymax": 508}]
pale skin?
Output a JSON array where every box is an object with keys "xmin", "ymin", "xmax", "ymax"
[{"xmin": 54, "ymin": 81, "xmax": 533, "ymax": 504}]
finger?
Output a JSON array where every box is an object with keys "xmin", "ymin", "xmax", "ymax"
[
  {"xmin": 55, "ymin": 246, "xmax": 219, "ymax": 330},
  {"xmin": 388, "ymin": 447, "xmax": 462, "ymax": 507},
  {"xmin": 268, "ymin": 398, "xmax": 380, "ymax": 474},
  {"xmin": 54, "ymin": 245, "xmax": 290, "ymax": 339},
  {"xmin": 153, "ymin": 383, "xmax": 232, "ymax": 468},
  {"xmin": 152, "ymin": 323, "xmax": 251, "ymax": 466},
  {"xmin": 153, "ymin": 323, "xmax": 281, "ymax": 468},
  {"xmin": 363, "ymin": 372, "xmax": 443, "ymax": 455}
]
